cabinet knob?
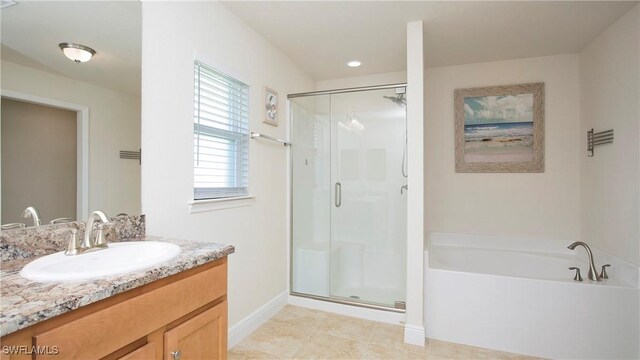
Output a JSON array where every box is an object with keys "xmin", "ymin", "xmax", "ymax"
[{"xmin": 171, "ymin": 350, "xmax": 182, "ymax": 360}]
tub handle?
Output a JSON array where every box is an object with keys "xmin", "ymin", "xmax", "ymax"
[
  {"xmin": 569, "ymin": 267, "xmax": 583, "ymax": 282},
  {"xmin": 600, "ymin": 264, "xmax": 610, "ymax": 279}
]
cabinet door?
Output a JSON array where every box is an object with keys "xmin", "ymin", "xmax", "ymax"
[
  {"xmin": 118, "ymin": 342, "xmax": 157, "ymax": 360},
  {"xmin": 163, "ymin": 302, "xmax": 227, "ymax": 360}
]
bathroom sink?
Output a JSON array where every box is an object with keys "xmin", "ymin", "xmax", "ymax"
[{"xmin": 20, "ymin": 241, "xmax": 182, "ymax": 282}]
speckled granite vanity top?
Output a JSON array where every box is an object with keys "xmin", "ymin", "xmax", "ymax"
[{"xmin": 0, "ymin": 233, "xmax": 234, "ymax": 337}]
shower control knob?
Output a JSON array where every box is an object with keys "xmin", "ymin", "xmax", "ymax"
[
  {"xmin": 600, "ymin": 264, "xmax": 610, "ymax": 279},
  {"xmin": 569, "ymin": 267, "xmax": 583, "ymax": 282}
]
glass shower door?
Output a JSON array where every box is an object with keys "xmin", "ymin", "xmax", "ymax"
[
  {"xmin": 329, "ymin": 88, "xmax": 407, "ymax": 308},
  {"xmin": 290, "ymin": 94, "xmax": 331, "ymax": 297},
  {"xmin": 290, "ymin": 86, "xmax": 407, "ymax": 310}
]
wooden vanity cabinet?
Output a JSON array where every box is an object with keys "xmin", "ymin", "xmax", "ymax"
[
  {"xmin": 117, "ymin": 342, "xmax": 157, "ymax": 360},
  {"xmin": 163, "ymin": 302, "xmax": 227, "ymax": 360},
  {"xmin": 0, "ymin": 257, "xmax": 229, "ymax": 360}
]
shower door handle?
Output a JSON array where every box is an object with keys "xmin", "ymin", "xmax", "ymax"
[{"xmin": 335, "ymin": 182, "xmax": 342, "ymax": 207}]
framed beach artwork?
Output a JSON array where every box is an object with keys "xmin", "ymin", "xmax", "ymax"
[{"xmin": 454, "ymin": 83, "xmax": 545, "ymax": 173}]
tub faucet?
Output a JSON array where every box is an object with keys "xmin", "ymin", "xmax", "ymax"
[
  {"xmin": 23, "ymin": 206, "xmax": 41, "ymax": 227},
  {"xmin": 567, "ymin": 241, "xmax": 601, "ymax": 281},
  {"xmin": 81, "ymin": 211, "xmax": 111, "ymax": 249}
]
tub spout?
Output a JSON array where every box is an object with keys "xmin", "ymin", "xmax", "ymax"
[{"xmin": 567, "ymin": 241, "xmax": 601, "ymax": 281}]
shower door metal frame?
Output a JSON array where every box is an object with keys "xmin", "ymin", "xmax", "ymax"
[
  {"xmin": 288, "ymin": 83, "xmax": 407, "ymax": 98},
  {"xmin": 288, "ymin": 83, "xmax": 407, "ymax": 313}
]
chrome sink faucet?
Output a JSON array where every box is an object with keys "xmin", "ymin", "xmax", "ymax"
[
  {"xmin": 81, "ymin": 211, "xmax": 111, "ymax": 250},
  {"xmin": 23, "ymin": 206, "xmax": 41, "ymax": 227},
  {"xmin": 567, "ymin": 241, "xmax": 601, "ymax": 281}
]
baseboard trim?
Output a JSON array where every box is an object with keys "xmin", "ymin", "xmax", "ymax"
[
  {"xmin": 404, "ymin": 324, "xmax": 426, "ymax": 346},
  {"xmin": 228, "ymin": 290, "xmax": 288, "ymax": 349},
  {"xmin": 288, "ymin": 294, "xmax": 406, "ymax": 325}
]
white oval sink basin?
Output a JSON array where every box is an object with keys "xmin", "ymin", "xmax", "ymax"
[{"xmin": 20, "ymin": 241, "xmax": 182, "ymax": 282}]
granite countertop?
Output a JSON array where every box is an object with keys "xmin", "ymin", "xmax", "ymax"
[{"xmin": 0, "ymin": 236, "xmax": 234, "ymax": 337}]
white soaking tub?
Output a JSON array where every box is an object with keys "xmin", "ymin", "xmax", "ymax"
[{"xmin": 424, "ymin": 233, "xmax": 639, "ymax": 360}]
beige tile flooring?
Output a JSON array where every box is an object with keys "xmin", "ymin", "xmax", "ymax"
[{"xmin": 229, "ymin": 305, "xmax": 537, "ymax": 360}]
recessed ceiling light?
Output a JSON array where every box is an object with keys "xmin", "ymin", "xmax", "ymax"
[
  {"xmin": 59, "ymin": 43, "xmax": 96, "ymax": 63},
  {"xmin": 347, "ymin": 60, "xmax": 362, "ymax": 68}
]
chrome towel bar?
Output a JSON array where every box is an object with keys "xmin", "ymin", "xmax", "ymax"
[{"xmin": 250, "ymin": 132, "xmax": 291, "ymax": 146}]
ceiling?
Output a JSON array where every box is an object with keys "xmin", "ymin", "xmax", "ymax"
[
  {"xmin": 1, "ymin": 1, "xmax": 636, "ymax": 89},
  {"xmin": 1, "ymin": 1, "xmax": 141, "ymax": 95},
  {"xmin": 223, "ymin": 1, "xmax": 639, "ymax": 80}
]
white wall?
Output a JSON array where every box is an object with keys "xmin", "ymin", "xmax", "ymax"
[
  {"xmin": 140, "ymin": 1, "xmax": 314, "ymax": 327},
  {"xmin": 317, "ymin": 71, "xmax": 407, "ymax": 91},
  {"xmin": 1, "ymin": 60, "xmax": 141, "ymax": 218},
  {"xmin": 424, "ymin": 55, "xmax": 581, "ymax": 241},
  {"xmin": 405, "ymin": 21, "xmax": 426, "ymax": 346},
  {"xmin": 580, "ymin": 5, "xmax": 640, "ymax": 266}
]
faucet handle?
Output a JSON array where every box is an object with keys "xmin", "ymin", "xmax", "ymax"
[
  {"xmin": 94, "ymin": 224, "xmax": 108, "ymax": 248},
  {"xmin": 600, "ymin": 264, "xmax": 611, "ymax": 279},
  {"xmin": 1, "ymin": 223, "xmax": 26, "ymax": 230},
  {"xmin": 569, "ymin": 267, "xmax": 583, "ymax": 282},
  {"xmin": 50, "ymin": 218, "xmax": 73, "ymax": 225},
  {"xmin": 63, "ymin": 229, "xmax": 81, "ymax": 256}
]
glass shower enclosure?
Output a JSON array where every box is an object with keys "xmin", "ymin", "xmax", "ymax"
[{"xmin": 289, "ymin": 85, "xmax": 407, "ymax": 310}]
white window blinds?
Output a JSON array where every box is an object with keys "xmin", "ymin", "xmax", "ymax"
[{"xmin": 194, "ymin": 60, "xmax": 250, "ymax": 200}]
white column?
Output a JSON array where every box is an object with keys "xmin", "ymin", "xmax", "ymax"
[{"xmin": 404, "ymin": 21, "xmax": 425, "ymax": 346}]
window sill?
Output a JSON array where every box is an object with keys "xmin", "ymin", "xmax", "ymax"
[{"xmin": 188, "ymin": 195, "xmax": 255, "ymax": 213}]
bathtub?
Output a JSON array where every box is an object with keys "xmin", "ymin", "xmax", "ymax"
[{"xmin": 424, "ymin": 233, "xmax": 640, "ymax": 360}]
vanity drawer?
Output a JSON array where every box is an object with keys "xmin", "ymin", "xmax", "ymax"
[{"xmin": 33, "ymin": 258, "xmax": 227, "ymax": 360}]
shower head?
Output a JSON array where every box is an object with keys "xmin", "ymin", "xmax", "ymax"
[{"xmin": 383, "ymin": 94, "xmax": 406, "ymax": 106}]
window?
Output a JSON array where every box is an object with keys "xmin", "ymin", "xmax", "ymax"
[{"xmin": 193, "ymin": 60, "xmax": 249, "ymax": 200}]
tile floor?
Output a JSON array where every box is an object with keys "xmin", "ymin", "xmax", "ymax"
[{"xmin": 229, "ymin": 305, "xmax": 538, "ymax": 360}]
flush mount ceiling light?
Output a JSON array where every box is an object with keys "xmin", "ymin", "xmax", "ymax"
[
  {"xmin": 58, "ymin": 42, "xmax": 96, "ymax": 63},
  {"xmin": 346, "ymin": 60, "xmax": 362, "ymax": 68}
]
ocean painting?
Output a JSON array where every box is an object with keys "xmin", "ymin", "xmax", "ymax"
[{"xmin": 463, "ymin": 94, "xmax": 534, "ymax": 163}]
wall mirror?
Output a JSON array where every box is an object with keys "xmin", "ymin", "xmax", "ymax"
[{"xmin": 0, "ymin": 1, "xmax": 141, "ymax": 228}]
